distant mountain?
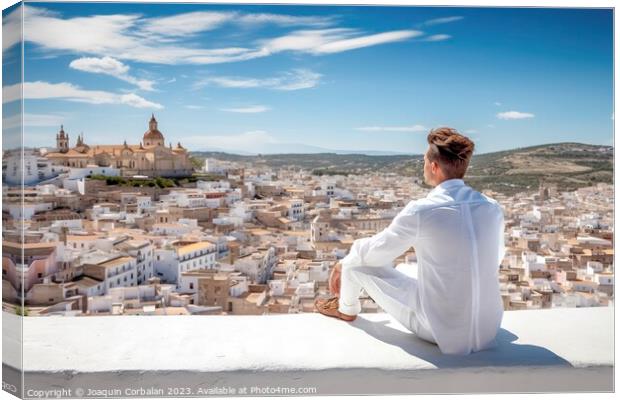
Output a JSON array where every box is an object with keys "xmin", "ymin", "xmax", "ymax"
[
  {"xmin": 194, "ymin": 143, "xmax": 415, "ymax": 156},
  {"xmin": 391, "ymin": 142, "xmax": 613, "ymax": 194},
  {"xmin": 191, "ymin": 142, "xmax": 613, "ymax": 195},
  {"xmin": 465, "ymin": 142, "xmax": 613, "ymax": 194}
]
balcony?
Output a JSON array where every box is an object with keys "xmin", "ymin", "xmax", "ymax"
[{"xmin": 2, "ymin": 307, "xmax": 613, "ymax": 397}]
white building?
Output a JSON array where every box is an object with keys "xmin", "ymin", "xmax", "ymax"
[
  {"xmin": 3, "ymin": 149, "xmax": 57, "ymax": 186},
  {"xmin": 3, "ymin": 201, "xmax": 53, "ymax": 220},
  {"xmin": 269, "ymin": 280, "xmax": 286, "ymax": 296},
  {"xmin": 522, "ymin": 251, "xmax": 547, "ymax": 274},
  {"xmin": 154, "ymin": 241, "xmax": 217, "ymax": 288},
  {"xmin": 307, "ymin": 261, "xmax": 330, "ymax": 282},
  {"xmin": 287, "ymin": 198, "xmax": 305, "ymax": 221},
  {"xmin": 233, "ymin": 247, "xmax": 277, "ymax": 284},
  {"xmin": 89, "ymin": 256, "xmax": 139, "ymax": 293},
  {"xmin": 120, "ymin": 240, "xmax": 155, "ymax": 285}
]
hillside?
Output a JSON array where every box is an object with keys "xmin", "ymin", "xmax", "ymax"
[{"xmin": 191, "ymin": 142, "xmax": 613, "ymax": 195}]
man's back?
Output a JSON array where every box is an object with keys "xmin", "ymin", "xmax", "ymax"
[
  {"xmin": 411, "ymin": 178, "xmax": 505, "ymax": 355},
  {"xmin": 321, "ymin": 128, "xmax": 502, "ymax": 356}
]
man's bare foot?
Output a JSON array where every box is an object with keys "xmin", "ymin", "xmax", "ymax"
[{"xmin": 314, "ymin": 296, "xmax": 357, "ymax": 321}]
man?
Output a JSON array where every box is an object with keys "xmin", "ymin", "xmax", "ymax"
[{"xmin": 314, "ymin": 127, "xmax": 505, "ymax": 356}]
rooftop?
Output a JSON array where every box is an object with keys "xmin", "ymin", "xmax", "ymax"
[
  {"xmin": 2, "ymin": 307, "xmax": 613, "ymax": 395},
  {"xmin": 175, "ymin": 241, "xmax": 215, "ymax": 256},
  {"xmin": 98, "ymin": 256, "xmax": 134, "ymax": 268}
]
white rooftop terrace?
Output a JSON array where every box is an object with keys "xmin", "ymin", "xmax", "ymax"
[{"xmin": 2, "ymin": 307, "xmax": 614, "ymax": 397}]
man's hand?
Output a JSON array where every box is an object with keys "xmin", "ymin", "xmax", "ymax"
[{"xmin": 329, "ymin": 262, "xmax": 342, "ymax": 296}]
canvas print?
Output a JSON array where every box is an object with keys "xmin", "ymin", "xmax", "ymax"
[{"xmin": 1, "ymin": 1, "xmax": 614, "ymax": 398}]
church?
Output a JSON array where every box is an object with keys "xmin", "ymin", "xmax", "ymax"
[{"xmin": 45, "ymin": 115, "xmax": 194, "ymax": 178}]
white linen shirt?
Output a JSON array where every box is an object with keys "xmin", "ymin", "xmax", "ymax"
[{"xmin": 340, "ymin": 178, "xmax": 505, "ymax": 355}]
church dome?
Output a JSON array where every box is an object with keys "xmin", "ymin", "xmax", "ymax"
[
  {"xmin": 143, "ymin": 129, "xmax": 164, "ymax": 141},
  {"xmin": 143, "ymin": 114, "xmax": 164, "ymax": 146}
]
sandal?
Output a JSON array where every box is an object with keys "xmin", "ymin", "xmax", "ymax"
[{"xmin": 314, "ymin": 296, "xmax": 357, "ymax": 321}]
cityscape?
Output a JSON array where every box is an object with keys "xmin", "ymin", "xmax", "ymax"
[
  {"xmin": 1, "ymin": 115, "xmax": 614, "ymax": 316},
  {"xmin": 1, "ymin": 4, "xmax": 613, "ymax": 317}
]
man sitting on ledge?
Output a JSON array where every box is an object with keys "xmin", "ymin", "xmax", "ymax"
[{"xmin": 315, "ymin": 127, "xmax": 506, "ymax": 356}]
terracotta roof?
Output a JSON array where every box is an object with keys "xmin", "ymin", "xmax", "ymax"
[
  {"xmin": 98, "ymin": 256, "xmax": 134, "ymax": 268},
  {"xmin": 46, "ymin": 150, "xmax": 91, "ymax": 158},
  {"xmin": 45, "ymin": 142, "xmax": 189, "ymax": 160},
  {"xmin": 176, "ymin": 241, "xmax": 215, "ymax": 256},
  {"xmin": 69, "ymin": 276, "xmax": 103, "ymax": 288}
]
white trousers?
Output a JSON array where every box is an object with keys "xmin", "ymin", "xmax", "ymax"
[{"xmin": 338, "ymin": 263, "xmax": 436, "ymax": 344}]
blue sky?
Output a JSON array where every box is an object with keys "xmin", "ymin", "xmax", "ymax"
[{"xmin": 2, "ymin": 3, "xmax": 614, "ymax": 154}]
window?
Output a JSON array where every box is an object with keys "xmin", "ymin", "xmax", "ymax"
[{"xmin": 190, "ymin": 282, "xmax": 194, "ymax": 290}]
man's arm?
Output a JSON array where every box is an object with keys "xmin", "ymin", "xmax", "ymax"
[{"xmin": 340, "ymin": 201, "xmax": 420, "ymax": 269}]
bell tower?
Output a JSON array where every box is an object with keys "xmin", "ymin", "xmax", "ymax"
[{"xmin": 56, "ymin": 125, "xmax": 69, "ymax": 153}]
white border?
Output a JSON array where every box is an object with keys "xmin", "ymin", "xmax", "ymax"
[{"xmin": 0, "ymin": 1, "xmax": 615, "ymax": 400}]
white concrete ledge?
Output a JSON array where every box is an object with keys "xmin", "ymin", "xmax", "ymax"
[{"xmin": 2, "ymin": 307, "xmax": 614, "ymax": 395}]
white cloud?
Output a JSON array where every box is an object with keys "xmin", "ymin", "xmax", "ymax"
[
  {"xmin": 138, "ymin": 11, "xmax": 235, "ymax": 37},
  {"xmin": 139, "ymin": 11, "xmax": 333, "ymax": 38},
  {"xmin": 421, "ymin": 16, "xmax": 464, "ymax": 26},
  {"xmin": 494, "ymin": 101, "xmax": 502, "ymax": 106},
  {"xmin": 184, "ymin": 105, "xmax": 203, "ymax": 110},
  {"xmin": 23, "ymin": 5, "xmax": 140, "ymax": 55},
  {"xmin": 220, "ymin": 105, "xmax": 270, "ymax": 113},
  {"xmin": 314, "ymin": 30, "xmax": 422, "ymax": 54},
  {"xmin": 2, "ymin": 5, "xmax": 22, "ymax": 53},
  {"xmin": 69, "ymin": 56, "xmax": 155, "ymax": 91},
  {"xmin": 237, "ymin": 13, "xmax": 334, "ymax": 27},
  {"xmin": 262, "ymin": 28, "xmax": 422, "ymax": 55},
  {"xmin": 421, "ymin": 34, "xmax": 451, "ymax": 42},
  {"xmin": 119, "ymin": 93, "xmax": 162, "ymax": 109},
  {"xmin": 3, "ymin": 82, "xmax": 21, "ymax": 103},
  {"xmin": 356, "ymin": 124, "xmax": 427, "ymax": 132},
  {"xmin": 197, "ymin": 69, "xmax": 322, "ymax": 91},
  {"xmin": 464, "ymin": 129, "xmax": 477, "ymax": 134},
  {"xmin": 3, "ymin": 81, "xmax": 163, "ymax": 109},
  {"xmin": 71, "ymin": 56, "xmax": 128, "ymax": 75},
  {"xmin": 497, "ymin": 111, "xmax": 535, "ymax": 120},
  {"xmin": 15, "ymin": 6, "xmax": 424, "ymax": 66}
]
